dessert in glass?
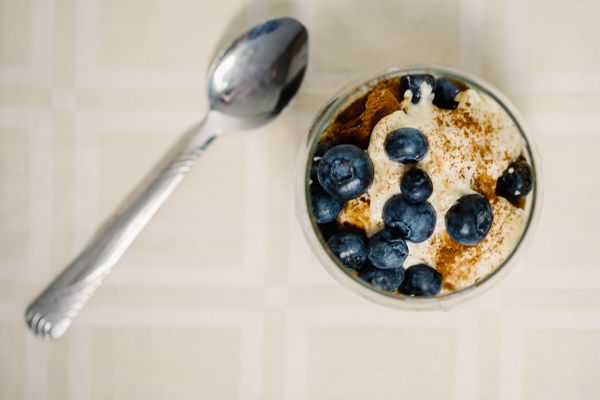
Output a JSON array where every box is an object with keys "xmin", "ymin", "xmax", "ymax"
[{"xmin": 297, "ymin": 66, "xmax": 540, "ymax": 309}]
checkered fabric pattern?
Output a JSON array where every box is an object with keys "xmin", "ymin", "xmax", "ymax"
[{"xmin": 1, "ymin": 0, "xmax": 600, "ymax": 399}]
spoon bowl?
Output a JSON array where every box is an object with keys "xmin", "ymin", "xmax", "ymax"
[{"xmin": 208, "ymin": 17, "xmax": 308, "ymax": 126}]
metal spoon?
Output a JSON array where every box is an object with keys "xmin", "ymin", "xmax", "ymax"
[{"xmin": 25, "ymin": 17, "xmax": 309, "ymax": 339}]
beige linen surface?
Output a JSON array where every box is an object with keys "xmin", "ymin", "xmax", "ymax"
[{"xmin": 1, "ymin": 0, "xmax": 600, "ymax": 399}]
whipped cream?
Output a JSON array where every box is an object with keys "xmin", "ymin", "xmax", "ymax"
[{"xmin": 337, "ymin": 83, "xmax": 530, "ymax": 291}]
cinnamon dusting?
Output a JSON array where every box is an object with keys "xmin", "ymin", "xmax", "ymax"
[
  {"xmin": 430, "ymin": 197, "xmax": 518, "ymax": 288},
  {"xmin": 473, "ymin": 173, "xmax": 497, "ymax": 200}
]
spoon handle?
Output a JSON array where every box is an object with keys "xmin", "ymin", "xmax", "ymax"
[{"xmin": 25, "ymin": 115, "xmax": 218, "ymax": 339}]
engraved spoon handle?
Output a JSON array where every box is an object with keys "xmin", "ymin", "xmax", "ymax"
[{"xmin": 25, "ymin": 115, "xmax": 219, "ymax": 339}]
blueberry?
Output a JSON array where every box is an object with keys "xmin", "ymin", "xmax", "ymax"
[
  {"xmin": 317, "ymin": 144, "xmax": 374, "ymax": 201},
  {"xmin": 383, "ymin": 194, "xmax": 436, "ymax": 243},
  {"xmin": 360, "ymin": 264, "xmax": 405, "ymax": 292},
  {"xmin": 317, "ymin": 222, "xmax": 338, "ymax": 241},
  {"xmin": 400, "ymin": 74, "xmax": 435, "ymax": 104},
  {"xmin": 327, "ymin": 230, "xmax": 368, "ymax": 270},
  {"xmin": 496, "ymin": 160, "xmax": 533, "ymax": 198},
  {"xmin": 311, "ymin": 185, "xmax": 343, "ymax": 224},
  {"xmin": 310, "ymin": 143, "xmax": 332, "ymax": 182},
  {"xmin": 384, "ymin": 128, "xmax": 429, "ymax": 163},
  {"xmin": 401, "ymin": 168, "xmax": 433, "ymax": 203},
  {"xmin": 433, "ymin": 77, "xmax": 468, "ymax": 110},
  {"xmin": 399, "ymin": 264, "xmax": 442, "ymax": 296},
  {"xmin": 367, "ymin": 228, "xmax": 409, "ymax": 269},
  {"xmin": 445, "ymin": 193, "xmax": 493, "ymax": 246}
]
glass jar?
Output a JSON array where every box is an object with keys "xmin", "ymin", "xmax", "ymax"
[{"xmin": 295, "ymin": 65, "xmax": 542, "ymax": 310}]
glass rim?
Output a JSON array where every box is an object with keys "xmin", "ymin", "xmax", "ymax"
[{"xmin": 295, "ymin": 64, "xmax": 543, "ymax": 310}]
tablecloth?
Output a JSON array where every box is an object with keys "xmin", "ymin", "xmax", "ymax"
[{"xmin": 1, "ymin": 0, "xmax": 600, "ymax": 399}]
